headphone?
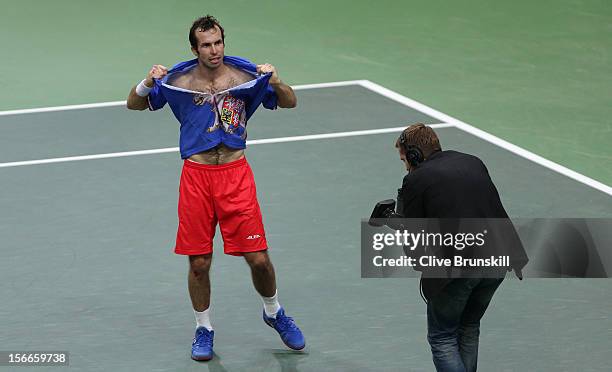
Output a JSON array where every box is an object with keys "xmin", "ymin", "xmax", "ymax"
[{"xmin": 398, "ymin": 131, "xmax": 425, "ymax": 167}]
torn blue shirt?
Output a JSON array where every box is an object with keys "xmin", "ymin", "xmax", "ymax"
[{"xmin": 147, "ymin": 56, "xmax": 278, "ymax": 159}]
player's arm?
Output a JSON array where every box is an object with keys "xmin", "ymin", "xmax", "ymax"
[
  {"xmin": 126, "ymin": 65, "xmax": 168, "ymax": 111},
  {"xmin": 257, "ymin": 63, "xmax": 297, "ymax": 108}
]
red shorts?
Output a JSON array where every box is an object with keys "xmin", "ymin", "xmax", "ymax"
[{"xmin": 174, "ymin": 157, "xmax": 268, "ymax": 256}]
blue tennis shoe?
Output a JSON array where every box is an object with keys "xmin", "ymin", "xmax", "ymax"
[
  {"xmin": 191, "ymin": 327, "xmax": 214, "ymax": 361},
  {"xmin": 263, "ymin": 307, "xmax": 305, "ymax": 350}
]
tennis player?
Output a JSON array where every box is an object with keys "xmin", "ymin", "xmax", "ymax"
[{"xmin": 126, "ymin": 15, "xmax": 304, "ymax": 361}]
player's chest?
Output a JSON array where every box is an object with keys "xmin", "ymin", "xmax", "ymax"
[{"xmin": 189, "ymin": 75, "xmax": 244, "ymax": 95}]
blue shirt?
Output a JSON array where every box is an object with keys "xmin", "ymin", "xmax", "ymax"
[{"xmin": 147, "ymin": 56, "xmax": 278, "ymax": 159}]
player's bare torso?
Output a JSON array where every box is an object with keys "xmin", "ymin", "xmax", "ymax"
[{"xmin": 171, "ymin": 64, "xmax": 254, "ymax": 165}]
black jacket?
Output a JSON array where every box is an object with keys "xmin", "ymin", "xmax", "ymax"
[{"xmin": 400, "ymin": 150, "xmax": 527, "ymax": 299}]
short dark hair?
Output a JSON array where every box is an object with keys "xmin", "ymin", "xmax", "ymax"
[
  {"xmin": 395, "ymin": 123, "xmax": 441, "ymax": 158},
  {"xmin": 189, "ymin": 15, "xmax": 225, "ymax": 48}
]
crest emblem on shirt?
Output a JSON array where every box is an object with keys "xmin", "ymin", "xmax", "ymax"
[{"xmin": 220, "ymin": 95, "xmax": 245, "ymax": 133}]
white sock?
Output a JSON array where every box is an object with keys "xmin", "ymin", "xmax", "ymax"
[
  {"xmin": 194, "ymin": 308, "xmax": 213, "ymax": 331},
  {"xmin": 262, "ymin": 290, "xmax": 281, "ymax": 318}
]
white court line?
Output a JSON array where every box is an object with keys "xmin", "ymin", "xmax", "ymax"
[
  {"xmin": 0, "ymin": 124, "xmax": 453, "ymax": 168},
  {"xmin": 1, "ymin": 79, "xmax": 610, "ymax": 197},
  {"xmin": 0, "ymin": 80, "xmax": 366, "ymax": 117},
  {"xmin": 357, "ymin": 80, "xmax": 612, "ymax": 196}
]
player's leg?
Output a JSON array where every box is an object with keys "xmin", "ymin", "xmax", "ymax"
[
  {"xmin": 242, "ymin": 251, "xmax": 305, "ymax": 350},
  {"xmin": 174, "ymin": 160, "xmax": 217, "ymax": 361},
  {"xmin": 242, "ymin": 251, "xmax": 282, "ymax": 327},
  {"xmin": 215, "ymin": 158, "xmax": 305, "ymax": 350},
  {"xmin": 243, "ymin": 250, "xmax": 276, "ymax": 298},
  {"xmin": 188, "ymin": 254, "xmax": 213, "ymax": 313},
  {"xmin": 188, "ymin": 254, "xmax": 214, "ymax": 361}
]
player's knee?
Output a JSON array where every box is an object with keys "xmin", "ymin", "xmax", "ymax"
[
  {"xmin": 248, "ymin": 254, "xmax": 272, "ymax": 274},
  {"xmin": 189, "ymin": 255, "xmax": 212, "ymax": 278}
]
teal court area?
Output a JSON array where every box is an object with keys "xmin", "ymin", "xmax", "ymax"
[{"xmin": 1, "ymin": 83, "xmax": 611, "ymax": 371}]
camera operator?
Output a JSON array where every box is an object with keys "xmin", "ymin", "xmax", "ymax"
[{"xmin": 390, "ymin": 123, "xmax": 525, "ymax": 372}]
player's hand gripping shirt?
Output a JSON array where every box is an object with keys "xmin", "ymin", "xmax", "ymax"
[{"xmin": 147, "ymin": 56, "xmax": 278, "ymax": 159}]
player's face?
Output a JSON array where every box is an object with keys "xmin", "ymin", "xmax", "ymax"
[{"xmin": 192, "ymin": 26, "xmax": 225, "ymax": 69}]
